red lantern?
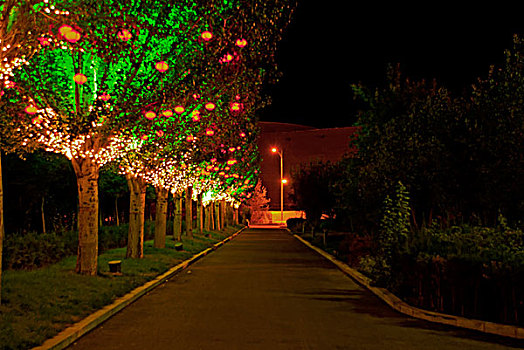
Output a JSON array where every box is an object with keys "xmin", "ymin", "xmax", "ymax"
[
  {"xmin": 162, "ymin": 110, "xmax": 173, "ymax": 117},
  {"xmin": 205, "ymin": 128, "xmax": 214, "ymax": 136},
  {"xmin": 201, "ymin": 31, "xmax": 213, "ymax": 41},
  {"xmin": 205, "ymin": 102, "xmax": 216, "ymax": 111},
  {"xmin": 156, "ymin": 130, "xmax": 164, "ymax": 137},
  {"xmin": 235, "ymin": 38, "xmax": 247, "ymax": 48},
  {"xmin": 73, "ymin": 73, "xmax": 87, "ymax": 85},
  {"xmin": 227, "ymin": 159, "xmax": 237, "ymax": 165},
  {"xmin": 141, "ymin": 135, "xmax": 148, "ymax": 141},
  {"xmin": 65, "ymin": 30, "xmax": 81, "ymax": 43},
  {"xmin": 186, "ymin": 135, "xmax": 194, "ymax": 142},
  {"xmin": 25, "ymin": 105, "xmax": 38, "ymax": 115},
  {"xmin": 155, "ymin": 61, "xmax": 169, "ymax": 72},
  {"xmin": 144, "ymin": 111, "xmax": 156, "ymax": 120},
  {"xmin": 192, "ymin": 110, "xmax": 201, "ymax": 121},
  {"xmin": 118, "ymin": 29, "xmax": 132, "ymax": 41},
  {"xmin": 59, "ymin": 25, "xmax": 73, "ymax": 37},
  {"xmin": 174, "ymin": 105, "xmax": 185, "ymax": 114},
  {"xmin": 99, "ymin": 93, "xmax": 110, "ymax": 101}
]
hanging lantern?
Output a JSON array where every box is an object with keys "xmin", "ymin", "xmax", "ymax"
[
  {"xmin": 156, "ymin": 130, "xmax": 164, "ymax": 137},
  {"xmin": 59, "ymin": 25, "xmax": 73, "ymax": 36},
  {"xmin": 220, "ymin": 53, "xmax": 234, "ymax": 63},
  {"xmin": 186, "ymin": 135, "xmax": 194, "ymax": 142},
  {"xmin": 117, "ymin": 29, "xmax": 132, "ymax": 41},
  {"xmin": 144, "ymin": 110, "xmax": 156, "ymax": 120},
  {"xmin": 192, "ymin": 110, "xmax": 201, "ymax": 121},
  {"xmin": 235, "ymin": 38, "xmax": 247, "ymax": 48},
  {"xmin": 65, "ymin": 30, "xmax": 81, "ymax": 43},
  {"xmin": 201, "ymin": 31, "xmax": 213, "ymax": 41},
  {"xmin": 73, "ymin": 73, "xmax": 87, "ymax": 85},
  {"xmin": 205, "ymin": 102, "xmax": 215, "ymax": 111},
  {"xmin": 227, "ymin": 159, "xmax": 237, "ymax": 165},
  {"xmin": 229, "ymin": 147, "xmax": 236, "ymax": 152},
  {"xmin": 32, "ymin": 116, "xmax": 43, "ymax": 124},
  {"xmin": 239, "ymin": 131, "xmax": 246, "ymax": 137},
  {"xmin": 162, "ymin": 110, "xmax": 173, "ymax": 117},
  {"xmin": 25, "ymin": 105, "xmax": 38, "ymax": 115},
  {"xmin": 205, "ymin": 128, "xmax": 214, "ymax": 136},
  {"xmin": 174, "ymin": 105, "xmax": 185, "ymax": 114},
  {"xmin": 155, "ymin": 61, "xmax": 169, "ymax": 72},
  {"xmin": 99, "ymin": 93, "xmax": 111, "ymax": 101},
  {"xmin": 141, "ymin": 135, "xmax": 148, "ymax": 141}
]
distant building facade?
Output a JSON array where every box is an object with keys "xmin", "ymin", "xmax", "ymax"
[{"xmin": 257, "ymin": 121, "xmax": 358, "ymax": 211}]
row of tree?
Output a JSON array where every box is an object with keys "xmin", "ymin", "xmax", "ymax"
[{"xmin": 0, "ymin": 0, "xmax": 296, "ymax": 307}]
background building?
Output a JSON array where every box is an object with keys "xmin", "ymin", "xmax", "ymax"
[{"xmin": 257, "ymin": 121, "xmax": 358, "ymax": 216}]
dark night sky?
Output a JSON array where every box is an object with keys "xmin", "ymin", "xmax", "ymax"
[{"xmin": 258, "ymin": 2, "xmax": 524, "ymax": 128}]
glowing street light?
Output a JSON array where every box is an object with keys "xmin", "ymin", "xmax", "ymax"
[{"xmin": 271, "ymin": 147, "xmax": 285, "ymax": 223}]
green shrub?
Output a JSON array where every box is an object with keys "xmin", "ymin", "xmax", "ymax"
[{"xmin": 3, "ymin": 230, "xmax": 77, "ymax": 270}]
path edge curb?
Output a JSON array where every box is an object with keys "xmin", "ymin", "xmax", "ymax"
[
  {"xmin": 33, "ymin": 227, "xmax": 246, "ymax": 350},
  {"xmin": 291, "ymin": 232, "xmax": 524, "ymax": 340}
]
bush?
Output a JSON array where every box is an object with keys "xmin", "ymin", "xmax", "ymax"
[
  {"xmin": 286, "ymin": 218, "xmax": 306, "ymax": 232},
  {"xmin": 337, "ymin": 233, "xmax": 373, "ymax": 267},
  {"xmin": 3, "ymin": 230, "xmax": 77, "ymax": 270}
]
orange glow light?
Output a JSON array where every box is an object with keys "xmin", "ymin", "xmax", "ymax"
[
  {"xmin": 205, "ymin": 102, "xmax": 216, "ymax": 111},
  {"xmin": 144, "ymin": 111, "xmax": 156, "ymax": 120},
  {"xmin": 59, "ymin": 25, "xmax": 73, "ymax": 36},
  {"xmin": 192, "ymin": 110, "xmax": 201, "ymax": 121},
  {"xmin": 205, "ymin": 128, "xmax": 215, "ymax": 136},
  {"xmin": 162, "ymin": 110, "xmax": 173, "ymax": 117},
  {"xmin": 271, "ymin": 147, "xmax": 277, "ymax": 153},
  {"xmin": 65, "ymin": 30, "xmax": 81, "ymax": 43},
  {"xmin": 118, "ymin": 29, "xmax": 132, "ymax": 41},
  {"xmin": 174, "ymin": 105, "xmax": 185, "ymax": 114},
  {"xmin": 99, "ymin": 93, "xmax": 110, "ymax": 101},
  {"xmin": 235, "ymin": 38, "xmax": 247, "ymax": 48},
  {"xmin": 73, "ymin": 73, "xmax": 87, "ymax": 85},
  {"xmin": 201, "ymin": 31, "xmax": 213, "ymax": 41},
  {"xmin": 155, "ymin": 61, "xmax": 169, "ymax": 72},
  {"xmin": 25, "ymin": 105, "xmax": 37, "ymax": 115}
]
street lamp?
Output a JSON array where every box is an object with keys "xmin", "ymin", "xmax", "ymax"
[{"xmin": 271, "ymin": 147, "xmax": 285, "ymax": 223}]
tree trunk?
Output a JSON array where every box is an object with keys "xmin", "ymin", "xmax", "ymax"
[
  {"xmin": 220, "ymin": 200, "xmax": 225, "ymax": 228},
  {"xmin": 234, "ymin": 207, "xmax": 239, "ymax": 225},
  {"xmin": 154, "ymin": 186, "xmax": 168, "ymax": 248},
  {"xmin": 210, "ymin": 202, "xmax": 216, "ymax": 230},
  {"xmin": 115, "ymin": 197, "xmax": 120, "ymax": 226},
  {"xmin": 41, "ymin": 196, "xmax": 46, "ymax": 234},
  {"xmin": 196, "ymin": 193, "xmax": 203, "ymax": 234},
  {"xmin": 185, "ymin": 186, "xmax": 193, "ymax": 238},
  {"xmin": 214, "ymin": 201, "xmax": 221, "ymax": 231},
  {"xmin": 204, "ymin": 204, "xmax": 210, "ymax": 231},
  {"xmin": 126, "ymin": 174, "xmax": 147, "ymax": 259},
  {"xmin": 71, "ymin": 156, "xmax": 100, "ymax": 275},
  {"xmin": 0, "ymin": 152, "xmax": 4, "ymax": 304},
  {"xmin": 173, "ymin": 193, "xmax": 183, "ymax": 241}
]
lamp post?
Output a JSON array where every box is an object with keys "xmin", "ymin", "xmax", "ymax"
[{"xmin": 271, "ymin": 147, "xmax": 285, "ymax": 223}]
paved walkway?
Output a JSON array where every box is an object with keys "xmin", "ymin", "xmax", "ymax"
[{"xmin": 68, "ymin": 228, "xmax": 523, "ymax": 349}]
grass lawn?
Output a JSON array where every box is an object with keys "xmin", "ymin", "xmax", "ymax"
[{"xmin": 0, "ymin": 225, "xmax": 243, "ymax": 350}]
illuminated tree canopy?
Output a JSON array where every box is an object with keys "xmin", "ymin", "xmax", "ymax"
[{"xmin": 1, "ymin": 0, "xmax": 296, "ymax": 273}]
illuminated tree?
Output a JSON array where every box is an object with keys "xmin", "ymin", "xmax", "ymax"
[
  {"xmin": 3, "ymin": 0, "xmax": 296, "ymax": 273},
  {"xmin": 3, "ymin": 0, "xmax": 223, "ymax": 273},
  {"xmin": 0, "ymin": 0, "xmax": 56, "ymax": 302}
]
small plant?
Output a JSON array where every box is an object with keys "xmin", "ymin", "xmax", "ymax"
[{"xmin": 373, "ymin": 181, "xmax": 411, "ymax": 286}]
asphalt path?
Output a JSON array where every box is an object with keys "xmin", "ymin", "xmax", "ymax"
[{"xmin": 68, "ymin": 228, "xmax": 524, "ymax": 349}]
